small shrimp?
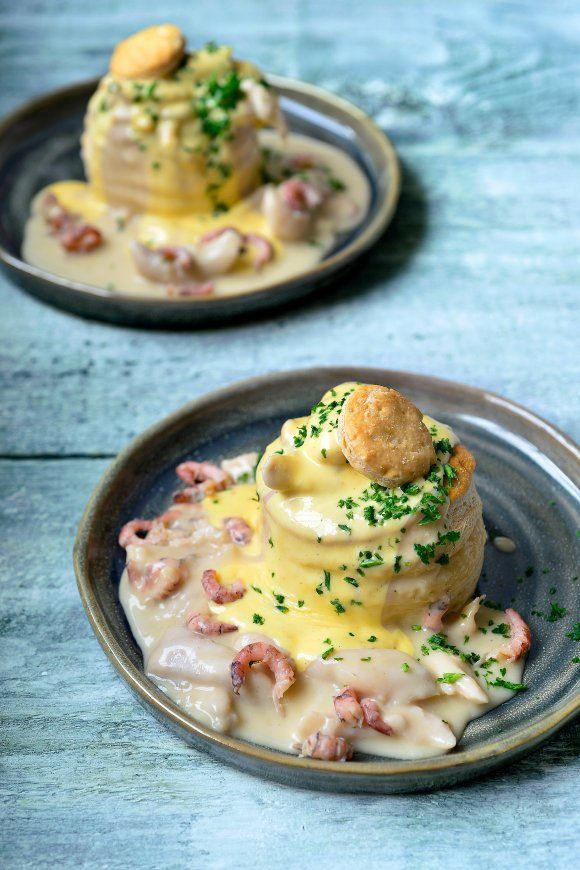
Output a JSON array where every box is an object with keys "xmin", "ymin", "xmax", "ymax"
[
  {"xmin": 201, "ymin": 569, "xmax": 245, "ymax": 604},
  {"xmin": 244, "ymin": 233, "xmax": 274, "ymax": 270},
  {"xmin": 142, "ymin": 557, "xmax": 184, "ymax": 601},
  {"xmin": 261, "ymin": 185, "xmax": 312, "ymax": 242},
  {"xmin": 130, "ymin": 241, "xmax": 194, "ymax": 284},
  {"xmin": 333, "ymin": 686, "xmax": 364, "ymax": 728},
  {"xmin": 301, "ymin": 731, "xmax": 353, "ymax": 762},
  {"xmin": 197, "ymin": 227, "xmax": 244, "ymax": 276},
  {"xmin": 231, "ymin": 642, "xmax": 295, "ymax": 713},
  {"xmin": 126, "ymin": 560, "xmax": 142, "ymax": 586},
  {"xmin": 41, "ymin": 192, "xmax": 103, "ymax": 252},
  {"xmin": 174, "ymin": 460, "xmax": 232, "ymax": 501},
  {"xmin": 118, "ymin": 519, "xmax": 153, "ymax": 549},
  {"xmin": 176, "ymin": 460, "xmax": 231, "ymax": 489},
  {"xmin": 280, "ymin": 177, "xmax": 325, "ymax": 212},
  {"xmin": 223, "ymin": 516, "xmax": 253, "ymax": 546},
  {"xmin": 173, "ymin": 486, "xmax": 204, "ymax": 504},
  {"xmin": 360, "ymin": 698, "xmax": 395, "ymax": 736},
  {"xmin": 423, "ymin": 594, "xmax": 450, "ymax": 632},
  {"xmin": 59, "ymin": 222, "xmax": 104, "ymax": 253},
  {"xmin": 499, "ymin": 608, "xmax": 532, "ymax": 662},
  {"xmin": 186, "ymin": 611, "xmax": 238, "ymax": 635},
  {"xmin": 41, "ymin": 192, "xmax": 71, "ymax": 231}
]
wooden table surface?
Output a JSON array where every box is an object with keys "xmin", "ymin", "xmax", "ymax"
[{"xmin": 1, "ymin": 1, "xmax": 578, "ymax": 867}]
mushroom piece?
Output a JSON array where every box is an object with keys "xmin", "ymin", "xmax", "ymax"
[{"xmin": 338, "ymin": 384, "xmax": 436, "ymax": 488}]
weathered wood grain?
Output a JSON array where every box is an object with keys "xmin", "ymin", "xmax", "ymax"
[{"xmin": 0, "ymin": 0, "xmax": 579, "ymax": 866}]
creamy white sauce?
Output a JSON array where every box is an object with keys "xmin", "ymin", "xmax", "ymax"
[
  {"xmin": 23, "ymin": 132, "xmax": 370, "ymax": 299},
  {"xmin": 117, "ymin": 387, "xmax": 529, "ymax": 761}
]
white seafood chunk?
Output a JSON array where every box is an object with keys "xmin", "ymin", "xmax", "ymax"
[
  {"xmin": 423, "ymin": 649, "xmax": 488, "ymax": 704},
  {"xmin": 190, "ymin": 685, "xmax": 237, "ymax": 733},
  {"xmin": 306, "ymin": 648, "xmax": 438, "ymax": 705},
  {"xmin": 145, "ymin": 626, "xmax": 233, "ymax": 687},
  {"xmin": 386, "ymin": 704, "xmax": 457, "ymax": 751}
]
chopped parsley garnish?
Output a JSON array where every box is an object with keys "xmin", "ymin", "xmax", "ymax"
[
  {"xmin": 252, "ymin": 614, "xmax": 265, "ymax": 625},
  {"xmin": 394, "ymin": 555, "xmax": 402, "ymax": 573},
  {"xmin": 360, "ymin": 656, "xmax": 371, "ymax": 662},
  {"xmin": 532, "ymin": 602, "xmax": 568, "ymax": 622},
  {"xmin": 293, "ymin": 424, "xmax": 307, "ymax": 448},
  {"xmin": 297, "ymin": 600, "xmax": 304, "ymax": 608},
  {"xmin": 343, "ymin": 576, "xmax": 359, "ymax": 587},
  {"xmin": 401, "ymin": 662, "xmax": 411, "ymax": 673},
  {"xmin": 358, "ymin": 550, "xmax": 384, "ymax": 569},
  {"xmin": 330, "ymin": 598, "xmax": 346, "ymax": 614},
  {"xmin": 491, "ymin": 623, "xmax": 511, "ymax": 638},
  {"xmin": 321, "ymin": 647, "xmax": 335, "ymax": 660},
  {"xmin": 250, "ymin": 585, "xmax": 262, "ymax": 594},
  {"xmin": 328, "ymin": 176, "xmax": 346, "ymax": 191},
  {"xmin": 428, "ymin": 632, "xmax": 480, "ymax": 665},
  {"xmin": 433, "ymin": 437, "xmax": 453, "ymax": 454},
  {"xmin": 338, "ymin": 524, "xmax": 352, "ymax": 535},
  {"xmin": 489, "ymin": 678, "xmax": 528, "ymax": 692},
  {"xmin": 414, "ymin": 530, "xmax": 461, "ymax": 565},
  {"xmin": 367, "ymin": 635, "xmax": 377, "ymax": 643},
  {"xmin": 565, "ymin": 622, "xmax": 580, "ymax": 642},
  {"xmin": 437, "ymin": 672, "xmax": 464, "ymax": 684}
]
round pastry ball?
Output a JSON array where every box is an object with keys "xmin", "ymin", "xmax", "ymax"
[
  {"xmin": 338, "ymin": 384, "xmax": 436, "ymax": 487},
  {"xmin": 110, "ymin": 24, "xmax": 186, "ymax": 79}
]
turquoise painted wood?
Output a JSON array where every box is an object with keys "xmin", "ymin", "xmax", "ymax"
[{"xmin": 0, "ymin": 1, "xmax": 578, "ymax": 866}]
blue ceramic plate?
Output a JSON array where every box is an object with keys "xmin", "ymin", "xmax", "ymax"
[
  {"xmin": 0, "ymin": 78, "xmax": 399, "ymax": 328},
  {"xmin": 73, "ymin": 368, "xmax": 580, "ymax": 792}
]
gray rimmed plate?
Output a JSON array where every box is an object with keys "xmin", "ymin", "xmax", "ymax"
[
  {"xmin": 0, "ymin": 77, "xmax": 399, "ymax": 328},
  {"xmin": 73, "ymin": 368, "xmax": 580, "ymax": 793}
]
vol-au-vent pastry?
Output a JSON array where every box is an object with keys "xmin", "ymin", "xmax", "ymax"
[
  {"xmin": 118, "ymin": 382, "xmax": 531, "ymax": 762},
  {"xmin": 23, "ymin": 25, "xmax": 370, "ymax": 300}
]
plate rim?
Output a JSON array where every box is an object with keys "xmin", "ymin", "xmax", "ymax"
[
  {"xmin": 0, "ymin": 75, "xmax": 401, "ymax": 313},
  {"xmin": 73, "ymin": 367, "xmax": 580, "ymax": 789}
]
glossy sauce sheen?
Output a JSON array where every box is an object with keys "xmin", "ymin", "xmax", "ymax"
[
  {"xmin": 119, "ymin": 384, "xmax": 527, "ymax": 760},
  {"xmin": 23, "ymin": 132, "xmax": 370, "ymax": 298}
]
